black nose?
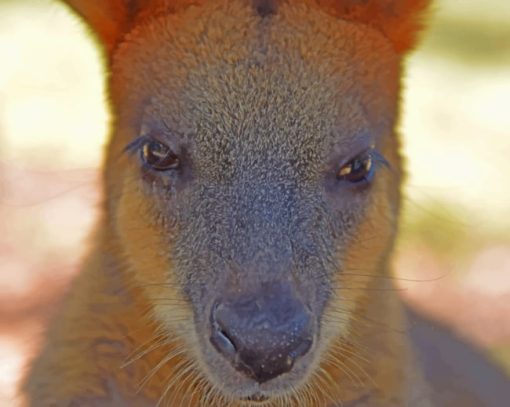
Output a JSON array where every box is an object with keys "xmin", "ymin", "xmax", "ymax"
[{"xmin": 209, "ymin": 282, "xmax": 313, "ymax": 383}]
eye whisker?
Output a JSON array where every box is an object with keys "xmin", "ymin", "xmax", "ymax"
[
  {"xmin": 371, "ymin": 150, "xmax": 391, "ymax": 170},
  {"xmin": 123, "ymin": 136, "xmax": 149, "ymax": 156}
]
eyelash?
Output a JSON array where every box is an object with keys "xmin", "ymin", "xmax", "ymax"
[
  {"xmin": 123, "ymin": 136, "xmax": 150, "ymax": 156},
  {"xmin": 366, "ymin": 150, "xmax": 389, "ymax": 170},
  {"xmin": 336, "ymin": 149, "xmax": 390, "ymax": 185}
]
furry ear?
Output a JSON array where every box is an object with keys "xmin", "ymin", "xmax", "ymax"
[
  {"xmin": 316, "ymin": 0, "xmax": 432, "ymax": 53},
  {"xmin": 61, "ymin": 0, "xmax": 137, "ymax": 54},
  {"xmin": 61, "ymin": 0, "xmax": 196, "ymax": 54}
]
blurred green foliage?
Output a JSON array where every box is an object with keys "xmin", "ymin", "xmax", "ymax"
[
  {"xmin": 423, "ymin": 15, "xmax": 510, "ymax": 66},
  {"xmin": 399, "ymin": 200, "xmax": 510, "ymax": 259}
]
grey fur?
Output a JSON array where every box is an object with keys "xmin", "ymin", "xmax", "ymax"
[{"xmin": 108, "ymin": 0, "xmax": 400, "ymax": 398}]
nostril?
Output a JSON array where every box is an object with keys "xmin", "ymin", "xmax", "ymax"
[
  {"xmin": 210, "ymin": 326, "xmax": 237, "ymax": 359},
  {"xmin": 210, "ymin": 303, "xmax": 238, "ymax": 360},
  {"xmin": 290, "ymin": 337, "xmax": 313, "ymax": 360}
]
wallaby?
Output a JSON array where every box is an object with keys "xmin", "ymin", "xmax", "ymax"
[{"xmin": 23, "ymin": 0, "xmax": 510, "ymax": 406}]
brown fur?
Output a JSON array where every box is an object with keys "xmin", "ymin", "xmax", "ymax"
[{"xmin": 22, "ymin": 1, "xmax": 509, "ymax": 406}]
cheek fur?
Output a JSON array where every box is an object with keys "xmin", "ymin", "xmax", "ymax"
[
  {"xmin": 116, "ymin": 176, "xmax": 192, "ymax": 331},
  {"xmin": 321, "ymin": 172, "xmax": 398, "ymax": 335}
]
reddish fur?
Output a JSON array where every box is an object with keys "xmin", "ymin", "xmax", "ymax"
[
  {"xmin": 314, "ymin": 0, "xmax": 431, "ymax": 53},
  {"xmin": 64, "ymin": 0, "xmax": 430, "ymax": 54},
  {"xmin": 21, "ymin": 1, "xmax": 510, "ymax": 406}
]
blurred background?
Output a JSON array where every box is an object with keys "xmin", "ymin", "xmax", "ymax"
[{"xmin": 0, "ymin": 0, "xmax": 509, "ymax": 404}]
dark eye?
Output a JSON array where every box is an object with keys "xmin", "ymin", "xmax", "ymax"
[
  {"xmin": 336, "ymin": 151, "xmax": 374, "ymax": 184},
  {"xmin": 141, "ymin": 139, "xmax": 180, "ymax": 171}
]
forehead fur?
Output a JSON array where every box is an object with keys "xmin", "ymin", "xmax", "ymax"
[{"xmin": 111, "ymin": 0, "xmax": 399, "ymax": 183}]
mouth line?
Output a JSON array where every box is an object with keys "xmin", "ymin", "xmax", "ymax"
[{"xmin": 240, "ymin": 392, "xmax": 271, "ymax": 403}]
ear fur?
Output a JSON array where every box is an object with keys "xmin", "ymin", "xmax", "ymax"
[
  {"xmin": 63, "ymin": 0, "xmax": 431, "ymax": 55},
  {"xmin": 61, "ymin": 0, "xmax": 134, "ymax": 54},
  {"xmin": 61, "ymin": 0, "xmax": 199, "ymax": 54},
  {"xmin": 315, "ymin": 0, "xmax": 432, "ymax": 53}
]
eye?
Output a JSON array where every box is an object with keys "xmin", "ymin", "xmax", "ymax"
[
  {"xmin": 336, "ymin": 151, "xmax": 374, "ymax": 184},
  {"xmin": 141, "ymin": 139, "xmax": 180, "ymax": 171}
]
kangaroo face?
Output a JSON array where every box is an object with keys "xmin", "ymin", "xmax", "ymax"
[{"xmin": 105, "ymin": 0, "xmax": 401, "ymax": 401}]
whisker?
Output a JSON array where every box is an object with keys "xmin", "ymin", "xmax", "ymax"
[
  {"xmin": 170, "ymin": 362, "xmax": 199, "ymax": 407},
  {"xmin": 324, "ymin": 351, "xmax": 363, "ymax": 387},
  {"xmin": 329, "ymin": 343, "xmax": 377, "ymax": 389},
  {"xmin": 136, "ymin": 346, "xmax": 186, "ymax": 394},
  {"xmin": 156, "ymin": 360, "xmax": 195, "ymax": 407},
  {"xmin": 121, "ymin": 334, "xmax": 166, "ymax": 369},
  {"xmin": 325, "ymin": 308, "xmax": 407, "ymax": 337},
  {"xmin": 333, "ymin": 270, "xmax": 448, "ymax": 283},
  {"xmin": 312, "ymin": 368, "xmax": 338, "ymax": 406}
]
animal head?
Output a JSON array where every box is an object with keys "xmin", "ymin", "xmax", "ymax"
[{"xmin": 63, "ymin": 0, "xmax": 430, "ymax": 403}]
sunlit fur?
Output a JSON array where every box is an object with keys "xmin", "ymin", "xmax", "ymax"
[{"xmin": 23, "ymin": 1, "xmax": 509, "ymax": 406}]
